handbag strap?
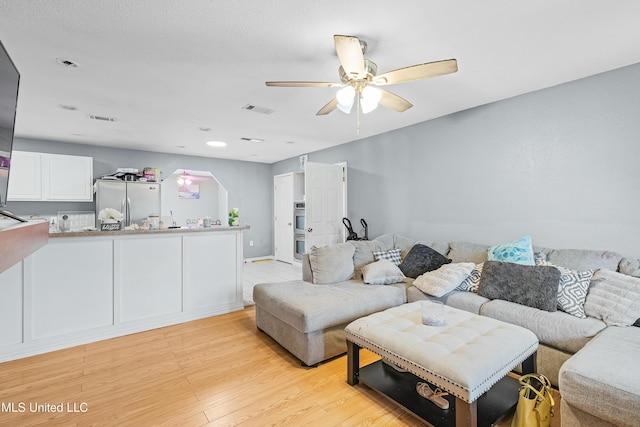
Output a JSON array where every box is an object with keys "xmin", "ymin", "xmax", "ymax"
[
  {"xmin": 519, "ymin": 373, "xmax": 551, "ymax": 389},
  {"xmin": 519, "ymin": 380, "xmax": 555, "ymax": 410}
]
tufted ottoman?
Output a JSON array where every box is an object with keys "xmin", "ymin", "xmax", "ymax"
[{"xmin": 345, "ymin": 301, "xmax": 539, "ymax": 427}]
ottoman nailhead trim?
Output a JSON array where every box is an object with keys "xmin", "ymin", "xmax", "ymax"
[{"xmin": 346, "ymin": 331, "xmax": 538, "ymax": 403}]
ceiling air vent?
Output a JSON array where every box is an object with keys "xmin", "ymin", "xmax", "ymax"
[
  {"xmin": 87, "ymin": 114, "xmax": 117, "ymax": 122},
  {"xmin": 241, "ymin": 104, "xmax": 275, "ymax": 115},
  {"xmin": 240, "ymin": 137, "xmax": 264, "ymax": 143},
  {"xmin": 56, "ymin": 58, "xmax": 79, "ymax": 68}
]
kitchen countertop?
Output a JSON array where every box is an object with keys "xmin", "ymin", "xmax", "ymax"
[{"xmin": 49, "ymin": 224, "xmax": 250, "ymax": 238}]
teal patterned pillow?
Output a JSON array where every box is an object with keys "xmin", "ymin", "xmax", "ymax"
[{"xmin": 487, "ymin": 236, "xmax": 535, "ymax": 266}]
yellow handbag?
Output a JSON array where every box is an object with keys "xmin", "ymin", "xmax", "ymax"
[{"xmin": 511, "ymin": 373, "xmax": 555, "ymax": 427}]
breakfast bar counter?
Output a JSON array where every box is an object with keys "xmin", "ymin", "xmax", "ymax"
[
  {"xmin": 48, "ymin": 224, "xmax": 249, "ymax": 238},
  {"xmin": 0, "ymin": 225, "xmax": 248, "ymax": 362}
]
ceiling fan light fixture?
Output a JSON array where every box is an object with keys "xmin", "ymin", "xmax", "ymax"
[
  {"xmin": 336, "ymin": 85, "xmax": 355, "ymax": 110},
  {"xmin": 361, "ymin": 86, "xmax": 381, "ymax": 114}
]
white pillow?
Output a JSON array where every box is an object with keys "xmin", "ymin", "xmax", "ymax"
[
  {"xmin": 413, "ymin": 262, "xmax": 475, "ymax": 297},
  {"xmin": 361, "ymin": 259, "xmax": 406, "ymax": 285}
]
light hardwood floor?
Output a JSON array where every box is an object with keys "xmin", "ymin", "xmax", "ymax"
[{"xmin": 0, "ymin": 306, "xmax": 434, "ymax": 426}]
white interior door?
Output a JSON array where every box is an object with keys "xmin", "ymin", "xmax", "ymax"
[
  {"xmin": 274, "ymin": 173, "xmax": 294, "ymax": 263},
  {"xmin": 305, "ymin": 162, "xmax": 346, "ymax": 249}
]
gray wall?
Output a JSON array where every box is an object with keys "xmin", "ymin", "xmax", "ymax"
[
  {"xmin": 7, "ymin": 138, "xmax": 272, "ymax": 258},
  {"xmin": 273, "ymin": 62, "xmax": 640, "ymax": 257}
]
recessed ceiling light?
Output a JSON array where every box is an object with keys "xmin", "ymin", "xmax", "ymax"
[
  {"xmin": 56, "ymin": 58, "xmax": 79, "ymax": 68},
  {"xmin": 58, "ymin": 104, "xmax": 78, "ymax": 111},
  {"xmin": 206, "ymin": 141, "xmax": 227, "ymax": 148}
]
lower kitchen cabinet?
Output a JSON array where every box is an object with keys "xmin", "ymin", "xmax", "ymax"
[
  {"xmin": 117, "ymin": 236, "xmax": 183, "ymax": 322},
  {"xmin": 183, "ymin": 233, "xmax": 240, "ymax": 311},
  {"xmin": 31, "ymin": 239, "xmax": 114, "ymax": 339},
  {"xmin": 0, "ymin": 227, "xmax": 246, "ymax": 363},
  {"xmin": 0, "ymin": 262, "xmax": 23, "ymax": 347}
]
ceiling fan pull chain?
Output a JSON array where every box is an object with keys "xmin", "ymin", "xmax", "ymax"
[{"xmin": 356, "ymin": 91, "xmax": 361, "ymax": 136}]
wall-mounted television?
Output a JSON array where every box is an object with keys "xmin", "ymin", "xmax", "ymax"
[{"xmin": 0, "ymin": 39, "xmax": 22, "ymax": 221}]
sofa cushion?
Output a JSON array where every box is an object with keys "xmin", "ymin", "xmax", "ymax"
[
  {"xmin": 373, "ymin": 248, "xmax": 402, "ymax": 265},
  {"xmin": 413, "ymin": 262, "xmax": 475, "ymax": 297},
  {"xmin": 308, "ymin": 243, "xmax": 355, "ymax": 284},
  {"xmin": 619, "ymin": 257, "xmax": 640, "ymax": 278},
  {"xmin": 399, "ymin": 244, "xmax": 452, "ymax": 279},
  {"xmin": 546, "ymin": 248, "xmax": 622, "ymax": 272},
  {"xmin": 347, "ymin": 239, "xmax": 393, "ymax": 280},
  {"xmin": 455, "ymin": 262, "xmax": 484, "ymax": 293},
  {"xmin": 361, "ymin": 259, "xmax": 405, "ymax": 285},
  {"xmin": 559, "ymin": 326, "xmax": 640, "ymax": 426},
  {"xmin": 487, "ymin": 235, "xmax": 535, "ymax": 265},
  {"xmin": 537, "ymin": 258, "xmax": 594, "ymax": 318},
  {"xmin": 584, "ymin": 269, "xmax": 640, "ymax": 326},
  {"xmin": 253, "ymin": 280, "xmax": 406, "ymax": 333},
  {"xmin": 480, "ymin": 299, "xmax": 606, "ymax": 354},
  {"xmin": 478, "ymin": 261, "xmax": 561, "ymax": 312},
  {"xmin": 447, "ymin": 241, "xmax": 490, "ymax": 264}
]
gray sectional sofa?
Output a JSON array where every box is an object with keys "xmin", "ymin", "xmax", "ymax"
[{"xmin": 253, "ymin": 234, "xmax": 640, "ymax": 427}]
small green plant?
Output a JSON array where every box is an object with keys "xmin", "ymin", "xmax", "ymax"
[{"xmin": 228, "ymin": 208, "xmax": 239, "ymax": 226}]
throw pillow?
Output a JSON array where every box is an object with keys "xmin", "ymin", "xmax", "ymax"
[
  {"xmin": 308, "ymin": 243, "xmax": 355, "ymax": 284},
  {"xmin": 455, "ymin": 262, "xmax": 484, "ymax": 293},
  {"xmin": 536, "ymin": 258, "xmax": 594, "ymax": 318},
  {"xmin": 478, "ymin": 261, "xmax": 561, "ymax": 312},
  {"xmin": 413, "ymin": 262, "xmax": 475, "ymax": 297},
  {"xmin": 634, "ymin": 318, "xmax": 640, "ymax": 327},
  {"xmin": 487, "ymin": 235, "xmax": 535, "ymax": 266},
  {"xmin": 583, "ymin": 269, "xmax": 640, "ymax": 326},
  {"xmin": 398, "ymin": 244, "xmax": 452, "ymax": 279},
  {"xmin": 373, "ymin": 248, "xmax": 402, "ymax": 266},
  {"xmin": 361, "ymin": 259, "xmax": 406, "ymax": 285}
]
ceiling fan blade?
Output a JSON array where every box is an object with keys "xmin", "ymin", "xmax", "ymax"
[
  {"xmin": 316, "ymin": 98, "xmax": 338, "ymax": 116},
  {"xmin": 378, "ymin": 89, "xmax": 413, "ymax": 112},
  {"xmin": 373, "ymin": 59, "xmax": 458, "ymax": 86},
  {"xmin": 334, "ymin": 35, "xmax": 365, "ymax": 79},
  {"xmin": 266, "ymin": 81, "xmax": 342, "ymax": 87}
]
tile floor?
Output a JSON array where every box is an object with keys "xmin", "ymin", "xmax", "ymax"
[{"xmin": 243, "ymin": 258, "xmax": 302, "ymax": 305}]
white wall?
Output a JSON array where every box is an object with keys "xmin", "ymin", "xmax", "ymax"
[{"xmin": 273, "ymin": 62, "xmax": 640, "ymax": 257}]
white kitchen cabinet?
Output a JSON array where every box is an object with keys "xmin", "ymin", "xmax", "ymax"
[
  {"xmin": 7, "ymin": 151, "xmax": 93, "ymax": 202},
  {"xmin": 0, "ymin": 227, "xmax": 246, "ymax": 363},
  {"xmin": 183, "ymin": 232, "xmax": 241, "ymax": 310},
  {"xmin": 6, "ymin": 151, "xmax": 42, "ymax": 200},
  {"xmin": 0, "ymin": 262, "xmax": 24, "ymax": 346},
  {"xmin": 30, "ymin": 238, "xmax": 114, "ymax": 340},
  {"xmin": 117, "ymin": 235, "xmax": 182, "ymax": 322},
  {"xmin": 42, "ymin": 153, "xmax": 93, "ymax": 201}
]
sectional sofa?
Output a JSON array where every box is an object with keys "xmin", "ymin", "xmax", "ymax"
[{"xmin": 253, "ymin": 234, "xmax": 640, "ymax": 427}]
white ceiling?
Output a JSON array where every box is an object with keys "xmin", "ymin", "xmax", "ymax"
[{"xmin": 1, "ymin": 0, "xmax": 639, "ymax": 164}]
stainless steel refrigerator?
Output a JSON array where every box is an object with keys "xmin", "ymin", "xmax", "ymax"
[{"xmin": 95, "ymin": 179, "xmax": 161, "ymax": 226}]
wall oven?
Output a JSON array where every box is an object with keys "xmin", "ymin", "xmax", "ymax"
[
  {"xmin": 294, "ymin": 201, "xmax": 305, "ymax": 235},
  {"xmin": 294, "ymin": 233, "xmax": 305, "ymax": 260}
]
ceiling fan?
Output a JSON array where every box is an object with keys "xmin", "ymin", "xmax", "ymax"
[{"xmin": 266, "ymin": 35, "xmax": 458, "ymax": 121}]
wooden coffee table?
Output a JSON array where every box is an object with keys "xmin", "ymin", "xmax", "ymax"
[{"xmin": 345, "ymin": 302, "xmax": 538, "ymax": 427}]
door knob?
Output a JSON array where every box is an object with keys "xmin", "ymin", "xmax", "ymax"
[{"xmin": 307, "ymin": 228, "xmax": 313, "ymax": 232}]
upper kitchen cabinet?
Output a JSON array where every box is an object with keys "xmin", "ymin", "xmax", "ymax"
[{"xmin": 8, "ymin": 151, "xmax": 93, "ymax": 202}]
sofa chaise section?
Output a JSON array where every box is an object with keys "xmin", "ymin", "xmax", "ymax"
[{"xmin": 254, "ymin": 279, "xmax": 406, "ymax": 366}]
